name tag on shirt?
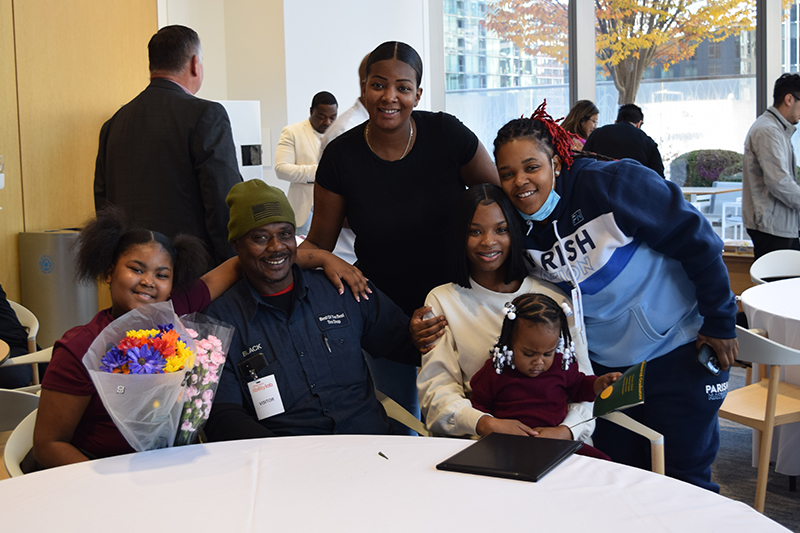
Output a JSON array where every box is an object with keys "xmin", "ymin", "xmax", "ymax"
[
  {"xmin": 248, "ymin": 374, "xmax": 285, "ymax": 420},
  {"xmin": 316, "ymin": 312, "xmax": 350, "ymax": 330}
]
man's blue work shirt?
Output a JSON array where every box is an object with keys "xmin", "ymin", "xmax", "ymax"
[{"xmin": 204, "ymin": 265, "xmax": 419, "ymax": 438}]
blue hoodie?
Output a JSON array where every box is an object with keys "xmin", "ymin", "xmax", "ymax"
[{"xmin": 521, "ymin": 157, "xmax": 737, "ymax": 367}]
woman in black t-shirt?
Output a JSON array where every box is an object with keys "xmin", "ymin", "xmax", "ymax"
[{"xmin": 300, "ymin": 41, "xmax": 498, "ymax": 425}]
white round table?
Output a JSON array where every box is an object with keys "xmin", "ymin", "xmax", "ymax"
[
  {"xmin": 0, "ymin": 435, "xmax": 788, "ymax": 532},
  {"xmin": 741, "ymin": 278, "xmax": 800, "ymax": 475}
]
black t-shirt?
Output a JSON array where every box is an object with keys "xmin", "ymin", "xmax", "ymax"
[{"xmin": 316, "ymin": 111, "xmax": 478, "ymax": 315}]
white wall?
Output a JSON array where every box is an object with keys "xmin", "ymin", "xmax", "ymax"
[
  {"xmin": 282, "ymin": 0, "xmax": 430, "ymax": 125},
  {"xmin": 159, "ymin": 0, "xmax": 229, "ymax": 100}
]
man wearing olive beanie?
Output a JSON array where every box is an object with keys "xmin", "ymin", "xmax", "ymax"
[{"xmin": 204, "ymin": 180, "xmax": 420, "ymax": 440}]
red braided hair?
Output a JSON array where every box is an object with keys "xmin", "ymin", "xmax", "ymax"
[{"xmin": 529, "ymin": 100, "xmax": 576, "ymax": 168}]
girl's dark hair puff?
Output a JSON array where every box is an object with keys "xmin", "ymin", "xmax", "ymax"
[
  {"xmin": 495, "ymin": 293, "xmax": 572, "ymax": 356},
  {"xmin": 366, "ymin": 41, "xmax": 423, "ymax": 86},
  {"xmin": 75, "ymin": 206, "xmax": 209, "ymax": 289},
  {"xmin": 451, "ymin": 184, "xmax": 527, "ymax": 289},
  {"xmin": 493, "ymin": 100, "xmax": 576, "ymax": 169}
]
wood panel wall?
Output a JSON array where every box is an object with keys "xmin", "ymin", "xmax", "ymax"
[
  {"xmin": 0, "ymin": 0, "xmax": 156, "ymax": 301},
  {"xmin": 0, "ymin": 0, "xmax": 25, "ymax": 300}
]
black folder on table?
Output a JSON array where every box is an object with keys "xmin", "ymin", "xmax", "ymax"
[{"xmin": 436, "ymin": 433, "xmax": 583, "ymax": 482}]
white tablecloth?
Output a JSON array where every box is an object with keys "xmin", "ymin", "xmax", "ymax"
[
  {"xmin": 0, "ymin": 435, "xmax": 788, "ymax": 532},
  {"xmin": 741, "ymin": 278, "xmax": 800, "ymax": 475}
]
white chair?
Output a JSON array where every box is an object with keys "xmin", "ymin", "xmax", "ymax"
[
  {"xmin": 8, "ymin": 300, "xmax": 38, "ymax": 354},
  {"xmin": 4, "ymin": 409, "xmax": 37, "ymax": 477},
  {"xmin": 0, "ymin": 388, "xmax": 40, "ymax": 432},
  {"xmin": 749, "ymin": 249, "xmax": 800, "ymax": 284},
  {"xmin": 4, "ymin": 300, "xmax": 46, "ymax": 385},
  {"xmin": 0, "ymin": 389, "xmax": 39, "ymax": 477},
  {"xmin": 601, "ymin": 411, "xmax": 665, "ymax": 475},
  {"xmin": 0, "ymin": 347, "xmax": 52, "ymax": 390},
  {"xmin": 718, "ymin": 326, "xmax": 800, "ymax": 513},
  {"xmin": 375, "ymin": 390, "xmax": 430, "ymax": 437},
  {"xmin": 721, "ymin": 199, "xmax": 744, "ymax": 241}
]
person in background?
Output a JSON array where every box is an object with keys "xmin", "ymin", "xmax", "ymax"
[
  {"xmin": 584, "ymin": 103, "xmax": 665, "ymax": 178},
  {"xmin": 470, "ymin": 293, "xmax": 620, "ymax": 459},
  {"xmin": 0, "ymin": 283, "xmax": 35, "ymax": 389},
  {"xmin": 318, "ymin": 55, "xmax": 371, "ymax": 265},
  {"xmin": 494, "ymin": 102, "xmax": 737, "ymax": 491},
  {"xmin": 320, "ymin": 57, "xmax": 369, "ymax": 154},
  {"xmin": 301, "ymin": 41, "xmax": 499, "ymax": 429},
  {"xmin": 275, "ymin": 91, "xmax": 339, "ymax": 236},
  {"xmin": 742, "ymin": 73, "xmax": 800, "ymax": 259},
  {"xmin": 560, "ymin": 100, "xmax": 599, "ymax": 151},
  {"xmin": 204, "ymin": 181, "xmax": 420, "ymax": 440},
  {"xmin": 94, "ymin": 25, "xmax": 242, "ymax": 269},
  {"xmin": 414, "ymin": 184, "xmax": 594, "ymax": 440}
]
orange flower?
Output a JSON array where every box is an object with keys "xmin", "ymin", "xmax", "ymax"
[{"xmin": 152, "ymin": 335, "xmax": 176, "ymax": 357}]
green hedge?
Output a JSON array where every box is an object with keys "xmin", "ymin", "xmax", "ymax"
[{"xmin": 669, "ymin": 150, "xmax": 743, "ymax": 187}]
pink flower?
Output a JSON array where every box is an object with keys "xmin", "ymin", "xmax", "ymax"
[
  {"xmin": 194, "ymin": 399, "xmax": 203, "ymax": 409},
  {"xmin": 211, "ymin": 352, "xmax": 225, "ymax": 365},
  {"xmin": 202, "ymin": 389, "xmax": 214, "ymax": 402},
  {"xmin": 181, "ymin": 421, "xmax": 194, "ymax": 431},
  {"xmin": 186, "ymin": 385, "xmax": 199, "ymax": 398},
  {"xmin": 186, "ymin": 328, "xmax": 198, "ymax": 339}
]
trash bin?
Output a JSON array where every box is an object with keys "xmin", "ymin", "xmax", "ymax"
[{"xmin": 18, "ymin": 229, "xmax": 98, "ymax": 347}]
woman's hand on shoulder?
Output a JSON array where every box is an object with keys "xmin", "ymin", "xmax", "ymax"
[
  {"xmin": 476, "ymin": 415, "xmax": 539, "ymax": 437},
  {"xmin": 409, "ymin": 306, "xmax": 447, "ymax": 353},
  {"xmin": 296, "ymin": 248, "xmax": 371, "ymax": 301}
]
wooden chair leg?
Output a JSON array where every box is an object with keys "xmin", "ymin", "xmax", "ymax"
[{"xmin": 754, "ymin": 368, "xmax": 781, "ymax": 513}]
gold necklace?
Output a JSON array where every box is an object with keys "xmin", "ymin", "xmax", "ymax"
[{"xmin": 365, "ymin": 120, "xmax": 414, "ymax": 160}]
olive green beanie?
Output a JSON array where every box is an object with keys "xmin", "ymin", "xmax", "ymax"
[{"xmin": 226, "ymin": 180, "xmax": 296, "ymax": 243}]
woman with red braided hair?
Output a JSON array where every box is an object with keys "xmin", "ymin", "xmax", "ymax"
[{"xmin": 492, "ymin": 101, "xmax": 738, "ymax": 491}]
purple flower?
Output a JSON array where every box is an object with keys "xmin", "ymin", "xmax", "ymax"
[
  {"xmin": 126, "ymin": 345, "xmax": 166, "ymax": 374},
  {"xmin": 100, "ymin": 346, "xmax": 128, "ymax": 373},
  {"xmin": 157, "ymin": 323, "xmax": 174, "ymax": 333}
]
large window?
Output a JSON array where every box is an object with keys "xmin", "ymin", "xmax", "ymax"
[
  {"xmin": 443, "ymin": 0, "xmax": 570, "ymax": 152},
  {"xmin": 444, "ymin": 0, "xmax": 771, "ymax": 243}
]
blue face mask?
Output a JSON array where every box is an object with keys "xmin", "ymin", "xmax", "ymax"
[{"xmin": 517, "ymin": 161, "xmax": 560, "ymax": 222}]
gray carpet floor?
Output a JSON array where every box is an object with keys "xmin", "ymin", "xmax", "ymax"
[{"xmin": 711, "ymin": 366, "xmax": 800, "ymax": 531}]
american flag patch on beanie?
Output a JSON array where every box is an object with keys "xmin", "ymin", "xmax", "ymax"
[{"xmin": 252, "ymin": 202, "xmax": 282, "ymax": 221}]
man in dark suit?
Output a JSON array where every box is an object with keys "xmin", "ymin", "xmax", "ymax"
[
  {"xmin": 584, "ymin": 104, "xmax": 665, "ymax": 178},
  {"xmin": 94, "ymin": 25, "xmax": 242, "ymax": 267}
]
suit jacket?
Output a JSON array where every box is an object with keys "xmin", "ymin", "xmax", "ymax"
[
  {"xmin": 94, "ymin": 78, "xmax": 242, "ymax": 266},
  {"xmin": 584, "ymin": 122, "xmax": 665, "ymax": 178},
  {"xmin": 275, "ymin": 118, "xmax": 322, "ymax": 227}
]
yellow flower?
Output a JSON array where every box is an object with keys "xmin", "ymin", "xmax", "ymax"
[
  {"xmin": 164, "ymin": 340, "xmax": 193, "ymax": 373},
  {"xmin": 127, "ymin": 328, "xmax": 159, "ymax": 339}
]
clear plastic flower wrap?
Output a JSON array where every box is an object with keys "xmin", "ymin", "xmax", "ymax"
[
  {"xmin": 82, "ymin": 301, "xmax": 197, "ymax": 452},
  {"xmin": 174, "ymin": 313, "xmax": 234, "ymax": 446}
]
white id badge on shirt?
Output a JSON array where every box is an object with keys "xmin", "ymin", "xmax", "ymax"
[
  {"xmin": 570, "ymin": 287, "xmax": 587, "ymax": 345},
  {"xmin": 248, "ymin": 374, "xmax": 285, "ymax": 420}
]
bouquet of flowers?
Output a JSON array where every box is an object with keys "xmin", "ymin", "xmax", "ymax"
[
  {"xmin": 174, "ymin": 313, "xmax": 233, "ymax": 446},
  {"xmin": 83, "ymin": 301, "xmax": 199, "ymax": 452},
  {"xmin": 98, "ymin": 324, "xmax": 193, "ymax": 375}
]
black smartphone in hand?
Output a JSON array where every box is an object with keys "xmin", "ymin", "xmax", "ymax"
[{"xmin": 697, "ymin": 344, "xmax": 721, "ymax": 376}]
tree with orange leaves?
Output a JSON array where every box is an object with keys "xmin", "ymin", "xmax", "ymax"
[{"xmin": 484, "ymin": 0, "xmax": 759, "ymax": 104}]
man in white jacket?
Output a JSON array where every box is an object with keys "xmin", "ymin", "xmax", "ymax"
[{"xmin": 275, "ymin": 91, "xmax": 338, "ymax": 235}]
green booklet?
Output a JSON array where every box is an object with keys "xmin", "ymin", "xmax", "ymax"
[{"xmin": 593, "ymin": 361, "xmax": 646, "ymax": 418}]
